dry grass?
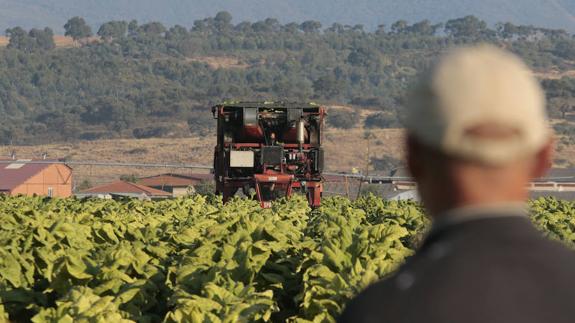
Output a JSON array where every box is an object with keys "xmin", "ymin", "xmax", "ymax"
[
  {"xmin": 534, "ymin": 69, "xmax": 575, "ymax": 79},
  {"xmin": 0, "ymin": 137, "xmax": 214, "ymax": 186},
  {"xmin": 53, "ymin": 36, "xmax": 77, "ymax": 48},
  {"xmin": 0, "ymin": 129, "xmax": 404, "ymax": 169},
  {"xmin": 0, "ymin": 35, "xmax": 100, "ymax": 48},
  {"xmin": 0, "ymin": 128, "xmax": 406, "ymax": 185},
  {"xmin": 1, "ymin": 124, "xmax": 574, "ymax": 187},
  {"xmin": 324, "ymin": 128, "xmax": 406, "ymax": 172},
  {"xmin": 186, "ymin": 56, "xmax": 250, "ymax": 69}
]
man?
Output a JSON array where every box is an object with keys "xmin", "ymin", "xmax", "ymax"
[{"xmin": 339, "ymin": 45, "xmax": 575, "ymax": 323}]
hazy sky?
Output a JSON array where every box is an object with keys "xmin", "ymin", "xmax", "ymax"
[{"xmin": 1, "ymin": 0, "xmax": 575, "ymax": 33}]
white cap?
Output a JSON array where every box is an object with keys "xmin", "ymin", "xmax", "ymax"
[{"xmin": 405, "ymin": 44, "xmax": 550, "ymax": 165}]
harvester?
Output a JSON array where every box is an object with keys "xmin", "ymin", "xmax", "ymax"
[{"xmin": 212, "ymin": 101, "xmax": 326, "ymax": 208}]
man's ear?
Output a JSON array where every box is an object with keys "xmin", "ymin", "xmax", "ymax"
[{"xmin": 531, "ymin": 138, "xmax": 554, "ymax": 179}]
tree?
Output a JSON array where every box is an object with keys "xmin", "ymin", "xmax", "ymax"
[
  {"xmin": 166, "ymin": 25, "xmax": 189, "ymax": 41},
  {"xmin": 300, "ymin": 21, "xmax": 322, "ymax": 33},
  {"xmin": 554, "ymin": 40, "xmax": 575, "ymax": 60},
  {"xmin": 496, "ymin": 22, "xmax": 519, "ymax": 39},
  {"xmin": 192, "ymin": 19, "xmax": 211, "ymax": 33},
  {"xmin": 409, "ymin": 20, "xmax": 438, "ymax": 36},
  {"xmin": 327, "ymin": 23, "xmax": 345, "ymax": 34},
  {"xmin": 251, "ymin": 21, "xmax": 271, "ymax": 33},
  {"xmin": 313, "ymin": 74, "xmax": 343, "ymax": 98},
  {"xmin": 347, "ymin": 47, "xmax": 376, "ymax": 67},
  {"xmin": 6, "ymin": 27, "xmax": 54, "ymax": 52},
  {"xmin": 128, "ymin": 20, "xmax": 139, "ymax": 36},
  {"xmin": 391, "ymin": 20, "xmax": 408, "ymax": 34},
  {"xmin": 549, "ymin": 97, "xmax": 575, "ymax": 119},
  {"xmin": 328, "ymin": 110, "xmax": 359, "ymax": 129},
  {"xmin": 138, "ymin": 22, "xmax": 166, "ymax": 37},
  {"xmin": 97, "ymin": 21, "xmax": 128, "ymax": 40},
  {"xmin": 364, "ymin": 112, "xmax": 402, "ymax": 129},
  {"xmin": 30, "ymin": 28, "xmax": 55, "ymax": 50},
  {"xmin": 6, "ymin": 27, "xmax": 33, "ymax": 51},
  {"xmin": 2, "ymin": 14, "xmax": 575, "ymax": 147},
  {"xmin": 235, "ymin": 22, "xmax": 253, "ymax": 33},
  {"xmin": 214, "ymin": 11, "xmax": 233, "ymax": 33},
  {"xmin": 445, "ymin": 15, "xmax": 488, "ymax": 38},
  {"xmin": 264, "ymin": 18, "xmax": 281, "ymax": 33},
  {"xmin": 64, "ymin": 17, "xmax": 92, "ymax": 40},
  {"xmin": 352, "ymin": 24, "xmax": 365, "ymax": 33}
]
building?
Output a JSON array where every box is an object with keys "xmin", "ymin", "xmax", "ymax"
[
  {"xmin": 137, "ymin": 173, "xmax": 213, "ymax": 197},
  {"xmin": 0, "ymin": 159, "xmax": 73, "ymax": 197},
  {"xmin": 76, "ymin": 181, "xmax": 172, "ymax": 200}
]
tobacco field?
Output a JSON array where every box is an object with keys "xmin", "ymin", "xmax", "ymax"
[{"xmin": 0, "ymin": 194, "xmax": 573, "ymax": 322}]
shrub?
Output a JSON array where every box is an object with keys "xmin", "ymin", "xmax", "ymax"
[{"xmin": 328, "ymin": 109, "xmax": 359, "ymax": 129}]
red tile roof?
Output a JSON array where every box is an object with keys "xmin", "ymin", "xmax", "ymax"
[
  {"xmin": 137, "ymin": 173, "xmax": 212, "ymax": 187},
  {"xmin": 81, "ymin": 181, "xmax": 171, "ymax": 196},
  {"xmin": 0, "ymin": 160, "xmax": 68, "ymax": 191}
]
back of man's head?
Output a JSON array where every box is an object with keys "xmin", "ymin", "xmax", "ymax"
[{"xmin": 405, "ymin": 45, "xmax": 553, "ymax": 215}]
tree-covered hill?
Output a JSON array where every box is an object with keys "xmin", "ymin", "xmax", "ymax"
[
  {"xmin": 2, "ymin": 0, "xmax": 575, "ymax": 32},
  {"xmin": 1, "ymin": 13, "xmax": 575, "ymax": 146}
]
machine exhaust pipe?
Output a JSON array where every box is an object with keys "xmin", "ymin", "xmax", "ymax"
[{"xmin": 297, "ymin": 119, "xmax": 305, "ymax": 151}]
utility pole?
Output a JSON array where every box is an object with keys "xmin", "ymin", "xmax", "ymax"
[{"xmin": 357, "ymin": 131, "xmax": 375, "ymax": 199}]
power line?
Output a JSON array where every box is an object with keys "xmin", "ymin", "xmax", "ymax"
[
  {"xmin": 1, "ymin": 160, "xmax": 571, "ymax": 183},
  {"xmin": 0, "ymin": 160, "xmax": 212, "ymax": 170}
]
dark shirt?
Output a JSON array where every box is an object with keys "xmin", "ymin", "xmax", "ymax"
[{"xmin": 338, "ymin": 214, "xmax": 575, "ymax": 323}]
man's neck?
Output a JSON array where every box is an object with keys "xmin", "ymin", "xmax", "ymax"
[
  {"xmin": 427, "ymin": 202, "xmax": 529, "ymax": 236},
  {"xmin": 429, "ymin": 199, "xmax": 528, "ymax": 220}
]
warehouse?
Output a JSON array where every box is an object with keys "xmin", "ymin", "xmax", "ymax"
[{"xmin": 0, "ymin": 159, "xmax": 73, "ymax": 197}]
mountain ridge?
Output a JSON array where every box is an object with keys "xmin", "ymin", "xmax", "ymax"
[{"xmin": 1, "ymin": 0, "xmax": 575, "ymax": 33}]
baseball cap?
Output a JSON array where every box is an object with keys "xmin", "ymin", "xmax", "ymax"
[{"xmin": 405, "ymin": 44, "xmax": 551, "ymax": 165}]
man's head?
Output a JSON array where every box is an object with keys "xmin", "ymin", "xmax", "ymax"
[{"xmin": 405, "ymin": 45, "xmax": 553, "ymax": 216}]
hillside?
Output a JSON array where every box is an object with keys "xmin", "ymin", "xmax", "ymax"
[
  {"xmin": 2, "ymin": 0, "xmax": 575, "ymax": 32},
  {"xmin": 2, "ymin": 14, "xmax": 575, "ymax": 146}
]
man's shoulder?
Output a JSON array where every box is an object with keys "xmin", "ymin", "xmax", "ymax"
[
  {"xmin": 424, "ymin": 216, "xmax": 571, "ymax": 253},
  {"xmin": 419, "ymin": 217, "xmax": 575, "ymax": 280},
  {"xmin": 338, "ymin": 274, "xmax": 400, "ymax": 323},
  {"xmin": 339, "ymin": 218, "xmax": 575, "ymax": 323}
]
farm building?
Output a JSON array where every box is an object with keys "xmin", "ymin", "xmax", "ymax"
[
  {"xmin": 76, "ymin": 181, "xmax": 171, "ymax": 200},
  {"xmin": 0, "ymin": 159, "xmax": 72, "ymax": 197},
  {"xmin": 137, "ymin": 173, "xmax": 213, "ymax": 197}
]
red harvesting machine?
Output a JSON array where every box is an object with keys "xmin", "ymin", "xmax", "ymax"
[{"xmin": 212, "ymin": 101, "xmax": 326, "ymax": 208}]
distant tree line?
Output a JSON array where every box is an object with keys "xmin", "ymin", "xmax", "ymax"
[
  {"xmin": 1, "ymin": 13, "xmax": 575, "ymax": 144},
  {"xmin": 5, "ymin": 27, "xmax": 55, "ymax": 52}
]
